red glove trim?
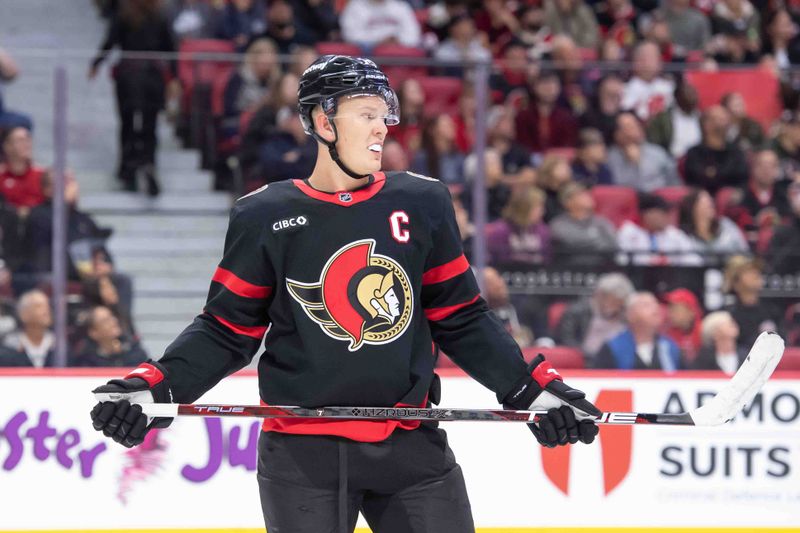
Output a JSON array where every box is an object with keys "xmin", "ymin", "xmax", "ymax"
[
  {"xmin": 531, "ymin": 360, "xmax": 562, "ymax": 388},
  {"xmin": 125, "ymin": 363, "xmax": 165, "ymax": 387}
]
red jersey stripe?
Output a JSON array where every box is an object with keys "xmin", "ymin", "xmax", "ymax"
[
  {"xmin": 424, "ymin": 294, "xmax": 480, "ymax": 321},
  {"xmin": 212, "ymin": 267, "xmax": 272, "ymax": 299},
  {"xmin": 422, "ymin": 254, "xmax": 469, "ymax": 285},
  {"xmin": 210, "ymin": 313, "xmax": 268, "ymax": 339}
]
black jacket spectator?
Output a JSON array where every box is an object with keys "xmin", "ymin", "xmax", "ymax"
[{"xmin": 684, "ymin": 105, "xmax": 749, "ymax": 196}]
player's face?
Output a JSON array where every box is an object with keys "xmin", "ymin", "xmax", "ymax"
[{"xmin": 334, "ymin": 96, "xmax": 390, "ymax": 175}]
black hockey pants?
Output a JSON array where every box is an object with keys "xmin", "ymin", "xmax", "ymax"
[{"xmin": 257, "ymin": 424, "xmax": 475, "ymax": 533}]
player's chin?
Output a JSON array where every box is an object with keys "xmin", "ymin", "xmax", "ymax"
[{"xmin": 358, "ymin": 158, "xmax": 382, "ymax": 175}]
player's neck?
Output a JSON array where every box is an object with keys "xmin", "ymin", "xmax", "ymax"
[{"xmin": 307, "ymin": 161, "xmax": 371, "ymax": 192}]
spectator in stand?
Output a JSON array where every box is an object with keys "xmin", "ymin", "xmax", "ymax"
[
  {"xmin": 221, "ymin": 38, "xmax": 281, "ymax": 142},
  {"xmin": 340, "ymin": 0, "xmax": 422, "ymax": 51},
  {"xmin": 708, "ymin": 0, "xmax": 761, "ymax": 64},
  {"xmin": 26, "ymin": 173, "xmax": 118, "ymax": 281},
  {"xmin": 537, "ymin": 153, "xmax": 573, "ymax": 222},
  {"xmin": 550, "ymin": 182, "xmax": 618, "ymax": 268},
  {"xmin": 544, "ymin": 0, "xmax": 600, "ymax": 49},
  {"xmin": 257, "ymin": 0, "xmax": 317, "ymax": 55},
  {"xmin": 393, "ymin": 78, "xmax": 425, "ymax": 154},
  {"xmin": 692, "ymin": 310, "xmax": 744, "ymax": 374},
  {"xmin": 220, "ymin": 0, "xmax": 266, "ymax": 51},
  {"xmin": 607, "ymin": 111, "xmax": 680, "ymax": 191},
  {"xmin": 550, "ymin": 35, "xmax": 592, "ymax": 116},
  {"xmin": 257, "ymin": 106, "xmax": 317, "ymax": 184},
  {"xmin": 572, "ymin": 128, "xmax": 613, "ymax": 186},
  {"xmin": 0, "ymin": 126, "xmax": 46, "ymax": 212},
  {"xmin": 380, "ymin": 139, "xmax": 408, "ymax": 172},
  {"xmin": 515, "ymin": 70, "xmax": 579, "ymax": 154},
  {"xmin": 81, "ymin": 249, "xmax": 137, "ymax": 339},
  {"xmin": 679, "ymin": 189, "xmax": 748, "ymax": 260},
  {"xmin": 485, "ymin": 186, "xmax": 551, "ymax": 265},
  {"xmin": 287, "ymin": 0, "xmax": 338, "ymax": 44},
  {"xmin": 411, "ymin": 114, "xmax": 465, "ymax": 186},
  {"xmin": 766, "ymin": 181, "xmax": 800, "ymax": 274},
  {"xmin": 1, "ymin": 290, "xmax": 54, "ymax": 367},
  {"xmin": 722, "ymin": 255, "xmax": 783, "ymax": 353},
  {"xmin": 762, "ymin": 9, "xmax": 800, "ymax": 71},
  {"xmin": 738, "ymin": 148, "xmax": 791, "ymax": 229},
  {"xmin": 426, "ymin": 0, "xmax": 471, "ymax": 43},
  {"xmin": 617, "ymin": 192, "xmax": 701, "ymax": 265},
  {"xmin": 486, "ymin": 106, "xmax": 536, "ymax": 187},
  {"xmin": 433, "ymin": 13, "xmax": 492, "ymax": 78},
  {"xmin": 595, "ymin": 291, "xmax": 682, "ymax": 370},
  {"xmin": 474, "ymin": 0, "xmax": 519, "ymax": 55},
  {"xmin": 0, "ymin": 195, "xmax": 23, "ymax": 277},
  {"xmin": 622, "ymin": 41, "xmax": 674, "ymax": 121},
  {"xmin": 71, "ymin": 306, "xmax": 147, "ymax": 367},
  {"xmin": 557, "ymin": 272, "xmax": 634, "ymax": 362},
  {"xmin": 581, "ymin": 74, "xmax": 625, "ymax": 144},
  {"xmin": 651, "ymin": 0, "xmax": 710, "ymax": 57},
  {"xmin": 514, "ymin": 4, "xmax": 551, "ymax": 58},
  {"xmin": 684, "ymin": 105, "xmax": 749, "ymax": 196},
  {"xmin": 462, "ymin": 148, "xmax": 510, "ymax": 221},
  {"xmin": 771, "ymin": 111, "xmax": 800, "ymax": 180},
  {"xmin": 286, "ymin": 45, "xmax": 319, "ymax": 78},
  {"xmin": 89, "ymin": 0, "xmax": 177, "ymax": 196},
  {"xmin": 646, "ymin": 81, "xmax": 702, "ymax": 159},
  {"xmin": 238, "ymin": 71, "xmax": 299, "ymax": 184},
  {"xmin": 491, "ymin": 40, "xmax": 530, "ymax": 99},
  {"xmin": 482, "ymin": 266, "xmax": 536, "ymax": 348},
  {"xmin": 593, "ymin": 0, "xmax": 641, "ymax": 40},
  {"xmin": 721, "ymin": 92, "xmax": 765, "ymax": 152},
  {"xmin": 168, "ymin": 0, "xmax": 222, "ymax": 41},
  {"xmin": 663, "ymin": 288, "xmax": 703, "ymax": 363},
  {"xmin": 0, "ymin": 47, "xmax": 33, "ymax": 131}
]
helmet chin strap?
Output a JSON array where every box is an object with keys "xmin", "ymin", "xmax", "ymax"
[{"xmin": 313, "ymin": 114, "xmax": 369, "ymax": 180}]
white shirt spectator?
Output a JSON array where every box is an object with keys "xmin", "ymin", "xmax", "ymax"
[
  {"xmin": 617, "ymin": 220, "xmax": 703, "ymax": 266},
  {"xmin": 340, "ymin": 0, "xmax": 422, "ymax": 49},
  {"xmin": 669, "ymin": 107, "xmax": 702, "ymax": 158},
  {"xmin": 623, "ymin": 76, "xmax": 675, "ymax": 121}
]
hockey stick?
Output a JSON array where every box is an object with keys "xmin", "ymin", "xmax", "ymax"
[{"xmin": 129, "ymin": 331, "xmax": 784, "ymax": 426}]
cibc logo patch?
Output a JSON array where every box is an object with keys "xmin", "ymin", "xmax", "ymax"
[{"xmin": 272, "ymin": 216, "xmax": 309, "ymax": 233}]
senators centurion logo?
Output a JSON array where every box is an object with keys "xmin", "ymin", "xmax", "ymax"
[{"xmin": 287, "ymin": 239, "xmax": 413, "ymax": 351}]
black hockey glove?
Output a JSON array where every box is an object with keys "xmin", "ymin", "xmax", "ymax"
[
  {"xmin": 503, "ymin": 354, "xmax": 600, "ymax": 448},
  {"xmin": 90, "ymin": 360, "xmax": 173, "ymax": 448}
]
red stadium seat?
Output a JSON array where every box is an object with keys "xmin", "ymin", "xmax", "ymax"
[
  {"xmin": 777, "ymin": 347, "xmax": 800, "ymax": 371},
  {"xmin": 372, "ymin": 44, "xmax": 428, "ymax": 85},
  {"xmin": 316, "ymin": 41, "xmax": 362, "ymax": 57},
  {"xmin": 178, "ymin": 39, "xmax": 236, "ymax": 117},
  {"xmin": 522, "ymin": 346, "xmax": 585, "ymax": 369},
  {"xmin": 418, "ymin": 76, "xmax": 462, "ymax": 117},
  {"xmin": 654, "ymin": 186, "xmax": 691, "ymax": 224},
  {"xmin": 684, "ymin": 69, "xmax": 781, "ymax": 131},
  {"xmin": 590, "ymin": 186, "xmax": 639, "ymax": 228},
  {"xmin": 547, "ymin": 301, "xmax": 569, "ymax": 333}
]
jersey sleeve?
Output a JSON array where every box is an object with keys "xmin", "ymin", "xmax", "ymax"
[
  {"xmin": 157, "ymin": 201, "xmax": 275, "ymax": 403},
  {"xmin": 422, "ymin": 185, "xmax": 527, "ymax": 402}
]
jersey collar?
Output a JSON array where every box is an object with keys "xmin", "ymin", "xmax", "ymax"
[{"xmin": 293, "ymin": 172, "xmax": 386, "ymax": 207}]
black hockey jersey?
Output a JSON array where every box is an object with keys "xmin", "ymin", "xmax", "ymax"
[{"xmin": 158, "ymin": 171, "xmax": 528, "ymax": 441}]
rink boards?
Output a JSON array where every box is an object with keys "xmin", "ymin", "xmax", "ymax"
[{"xmin": 1, "ymin": 368, "xmax": 799, "ymax": 531}]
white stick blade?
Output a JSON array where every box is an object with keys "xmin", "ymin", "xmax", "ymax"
[{"xmin": 689, "ymin": 331, "xmax": 785, "ymax": 426}]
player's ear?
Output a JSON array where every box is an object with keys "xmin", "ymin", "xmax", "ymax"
[{"xmin": 313, "ymin": 108, "xmax": 336, "ymax": 143}]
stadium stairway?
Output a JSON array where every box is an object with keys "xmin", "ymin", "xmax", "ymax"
[{"xmin": 2, "ymin": 0, "xmax": 232, "ymax": 358}]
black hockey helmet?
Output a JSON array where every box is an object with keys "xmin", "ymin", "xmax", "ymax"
[{"xmin": 297, "ymin": 55, "xmax": 399, "ymax": 178}]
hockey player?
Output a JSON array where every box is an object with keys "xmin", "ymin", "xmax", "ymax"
[{"xmin": 90, "ymin": 56, "xmax": 601, "ymax": 532}]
